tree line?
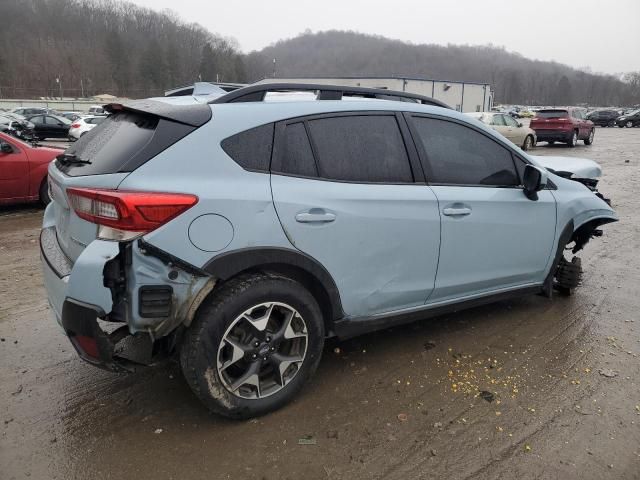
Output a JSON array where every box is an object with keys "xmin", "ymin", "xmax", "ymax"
[
  {"xmin": 1, "ymin": 2, "xmax": 638, "ymax": 107},
  {"xmin": 245, "ymin": 31, "xmax": 640, "ymax": 107},
  {"xmin": 0, "ymin": 0, "xmax": 246, "ymax": 99}
]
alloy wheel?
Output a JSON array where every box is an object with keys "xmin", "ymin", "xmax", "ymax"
[{"xmin": 216, "ymin": 302, "xmax": 308, "ymax": 399}]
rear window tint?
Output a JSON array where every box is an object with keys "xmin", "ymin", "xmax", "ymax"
[
  {"xmin": 221, "ymin": 123, "xmax": 274, "ymax": 172},
  {"xmin": 307, "ymin": 115, "xmax": 413, "ymax": 183},
  {"xmin": 536, "ymin": 110, "xmax": 569, "ymax": 118},
  {"xmin": 58, "ymin": 111, "xmax": 195, "ymax": 177}
]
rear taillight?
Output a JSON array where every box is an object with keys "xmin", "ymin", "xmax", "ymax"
[
  {"xmin": 71, "ymin": 123, "xmax": 81, "ymax": 128},
  {"xmin": 66, "ymin": 188, "xmax": 198, "ymax": 241}
]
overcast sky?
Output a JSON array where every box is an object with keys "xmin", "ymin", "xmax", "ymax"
[{"xmin": 130, "ymin": 0, "xmax": 639, "ymax": 75}]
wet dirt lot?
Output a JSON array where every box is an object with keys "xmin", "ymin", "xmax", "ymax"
[{"xmin": 1, "ymin": 127, "xmax": 639, "ymax": 480}]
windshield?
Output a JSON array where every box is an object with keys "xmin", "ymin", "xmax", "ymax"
[{"xmin": 536, "ymin": 110, "xmax": 569, "ymax": 118}]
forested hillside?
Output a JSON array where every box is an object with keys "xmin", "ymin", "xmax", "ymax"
[
  {"xmin": 0, "ymin": 0, "xmax": 246, "ymax": 99},
  {"xmin": 246, "ymin": 31, "xmax": 639, "ymax": 106},
  {"xmin": 1, "ymin": 2, "xmax": 638, "ymax": 105}
]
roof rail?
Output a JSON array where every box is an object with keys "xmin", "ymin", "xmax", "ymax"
[{"xmin": 209, "ymin": 83, "xmax": 451, "ymax": 109}]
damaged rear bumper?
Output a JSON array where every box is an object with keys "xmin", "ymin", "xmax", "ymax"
[
  {"xmin": 61, "ymin": 299, "xmax": 152, "ymax": 372},
  {"xmin": 41, "ymin": 226, "xmax": 213, "ymax": 371}
]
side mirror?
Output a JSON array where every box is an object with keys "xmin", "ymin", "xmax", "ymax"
[
  {"xmin": 518, "ymin": 122, "xmax": 523, "ymax": 128},
  {"xmin": 523, "ymin": 164, "xmax": 547, "ymax": 200}
]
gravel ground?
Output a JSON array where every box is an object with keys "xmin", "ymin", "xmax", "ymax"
[{"xmin": 1, "ymin": 127, "xmax": 639, "ymax": 480}]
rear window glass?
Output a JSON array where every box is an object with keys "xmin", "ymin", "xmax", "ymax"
[
  {"xmin": 307, "ymin": 115, "xmax": 413, "ymax": 183},
  {"xmin": 58, "ymin": 111, "xmax": 194, "ymax": 177},
  {"xmin": 536, "ymin": 110, "xmax": 569, "ymax": 118},
  {"xmin": 221, "ymin": 123, "xmax": 274, "ymax": 172}
]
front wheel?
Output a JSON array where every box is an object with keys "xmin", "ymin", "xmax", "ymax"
[
  {"xmin": 522, "ymin": 135, "xmax": 534, "ymax": 151},
  {"xmin": 180, "ymin": 273, "xmax": 325, "ymax": 419},
  {"xmin": 584, "ymin": 129, "xmax": 595, "ymax": 145},
  {"xmin": 567, "ymin": 131, "xmax": 578, "ymax": 148},
  {"xmin": 608, "ymin": 120, "xmax": 615, "ymax": 127},
  {"xmin": 626, "ymin": 121, "xmax": 634, "ymax": 128}
]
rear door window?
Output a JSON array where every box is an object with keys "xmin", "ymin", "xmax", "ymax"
[
  {"xmin": 410, "ymin": 116, "xmax": 519, "ymax": 186},
  {"xmin": 491, "ymin": 115, "xmax": 506, "ymax": 126},
  {"xmin": 306, "ymin": 114, "xmax": 413, "ymax": 183}
]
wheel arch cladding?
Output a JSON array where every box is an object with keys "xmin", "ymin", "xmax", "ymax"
[{"xmin": 202, "ymin": 247, "xmax": 344, "ymax": 331}]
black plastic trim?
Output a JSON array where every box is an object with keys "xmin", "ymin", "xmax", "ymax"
[
  {"xmin": 333, "ymin": 286, "xmax": 541, "ymax": 339},
  {"xmin": 210, "ymin": 83, "xmax": 451, "ymax": 109},
  {"xmin": 202, "ymin": 247, "xmax": 344, "ymax": 321}
]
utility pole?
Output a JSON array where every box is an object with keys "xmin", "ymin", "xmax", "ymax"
[
  {"xmin": 56, "ymin": 76, "xmax": 63, "ymax": 100},
  {"xmin": 272, "ymin": 58, "xmax": 277, "ymax": 78},
  {"xmin": 80, "ymin": 78, "xmax": 84, "ymax": 99}
]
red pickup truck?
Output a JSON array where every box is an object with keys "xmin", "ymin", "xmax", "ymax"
[
  {"xmin": 530, "ymin": 108, "xmax": 595, "ymax": 147},
  {"xmin": 0, "ymin": 132, "xmax": 64, "ymax": 206}
]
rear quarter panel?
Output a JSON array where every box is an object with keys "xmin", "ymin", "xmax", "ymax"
[{"xmin": 117, "ymin": 109, "xmax": 293, "ymax": 269}]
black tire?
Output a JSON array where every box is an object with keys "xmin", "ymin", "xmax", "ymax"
[
  {"xmin": 584, "ymin": 129, "xmax": 595, "ymax": 145},
  {"xmin": 618, "ymin": 124, "xmax": 625, "ymax": 128},
  {"xmin": 608, "ymin": 120, "xmax": 615, "ymax": 127},
  {"xmin": 547, "ymin": 140, "xmax": 555, "ymax": 145},
  {"xmin": 39, "ymin": 178, "xmax": 50, "ymax": 206},
  {"xmin": 567, "ymin": 131, "xmax": 578, "ymax": 148},
  {"xmin": 554, "ymin": 256, "xmax": 582, "ymax": 296},
  {"xmin": 522, "ymin": 135, "xmax": 534, "ymax": 151},
  {"xmin": 180, "ymin": 273, "xmax": 325, "ymax": 419}
]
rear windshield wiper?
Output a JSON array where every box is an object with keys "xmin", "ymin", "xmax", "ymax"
[{"xmin": 56, "ymin": 153, "xmax": 91, "ymax": 165}]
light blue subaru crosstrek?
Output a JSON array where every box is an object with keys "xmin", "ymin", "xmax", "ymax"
[{"xmin": 40, "ymin": 83, "xmax": 617, "ymax": 418}]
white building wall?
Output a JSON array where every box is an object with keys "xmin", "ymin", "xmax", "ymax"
[{"xmin": 258, "ymin": 77, "xmax": 492, "ymax": 112}]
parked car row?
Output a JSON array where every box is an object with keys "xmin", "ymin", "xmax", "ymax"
[{"xmin": 586, "ymin": 108, "xmax": 640, "ymax": 128}]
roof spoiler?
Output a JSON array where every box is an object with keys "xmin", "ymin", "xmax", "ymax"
[{"xmin": 104, "ymin": 99, "xmax": 212, "ymax": 127}]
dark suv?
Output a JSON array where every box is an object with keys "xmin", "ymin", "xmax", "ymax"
[{"xmin": 586, "ymin": 110, "xmax": 621, "ymax": 127}]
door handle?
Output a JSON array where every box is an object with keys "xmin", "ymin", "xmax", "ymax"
[
  {"xmin": 442, "ymin": 207, "xmax": 472, "ymax": 217},
  {"xmin": 295, "ymin": 210, "xmax": 336, "ymax": 223}
]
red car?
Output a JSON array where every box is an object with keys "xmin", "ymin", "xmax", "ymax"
[
  {"xmin": 530, "ymin": 108, "xmax": 595, "ymax": 147},
  {"xmin": 0, "ymin": 132, "xmax": 64, "ymax": 206}
]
